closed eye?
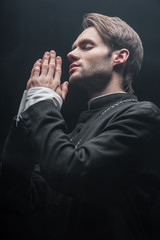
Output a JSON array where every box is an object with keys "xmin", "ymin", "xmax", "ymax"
[
  {"xmin": 82, "ymin": 44, "xmax": 93, "ymax": 50},
  {"xmin": 80, "ymin": 42, "xmax": 95, "ymax": 50},
  {"xmin": 71, "ymin": 39, "xmax": 96, "ymax": 51}
]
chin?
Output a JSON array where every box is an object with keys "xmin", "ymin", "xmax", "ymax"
[{"xmin": 69, "ymin": 72, "xmax": 82, "ymax": 84}]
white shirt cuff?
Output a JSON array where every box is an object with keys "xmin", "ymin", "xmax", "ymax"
[{"xmin": 16, "ymin": 87, "xmax": 63, "ymax": 124}]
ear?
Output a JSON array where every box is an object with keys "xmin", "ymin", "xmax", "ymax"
[{"xmin": 113, "ymin": 48, "xmax": 130, "ymax": 66}]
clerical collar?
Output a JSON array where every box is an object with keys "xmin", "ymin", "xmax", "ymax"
[{"xmin": 88, "ymin": 92, "xmax": 138, "ymax": 110}]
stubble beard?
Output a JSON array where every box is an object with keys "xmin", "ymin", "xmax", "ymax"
[{"xmin": 69, "ymin": 67, "xmax": 112, "ymax": 96}]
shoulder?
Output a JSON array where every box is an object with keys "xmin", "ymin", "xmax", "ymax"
[
  {"xmin": 108, "ymin": 100, "xmax": 160, "ymax": 130},
  {"xmin": 135, "ymin": 100, "xmax": 160, "ymax": 112},
  {"xmin": 117, "ymin": 101, "xmax": 160, "ymax": 135},
  {"xmin": 129, "ymin": 100, "xmax": 160, "ymax": 119},
  {"xmin": 117, "ymin": 100, "xmax": 160, "ymax": 119}
]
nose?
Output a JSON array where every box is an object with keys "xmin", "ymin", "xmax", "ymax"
[{"xmin": 67, "ymin": 49, "xmax": 80, "ymax": 63}]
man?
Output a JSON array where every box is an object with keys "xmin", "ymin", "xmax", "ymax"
[{"xmin": 1, "ymin": 13, "xmax": 160, "ymax": 239}]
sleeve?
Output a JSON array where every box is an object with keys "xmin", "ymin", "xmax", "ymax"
[
  {"xmin": 20, "ymin": 100, "xmax": 160, "ymax": 198},
  {"xmin": 0, "ymin": 119, "xmax": 61, "ymax": 214}
]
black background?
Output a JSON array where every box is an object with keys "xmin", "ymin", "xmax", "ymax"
[{"xmin": 1, "ymin": 0, "xmax": 160, "ymax": 156}]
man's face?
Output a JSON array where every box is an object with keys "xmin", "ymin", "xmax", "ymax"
[{"xmin": 67, "ymin": 27, "xmax": 114, "ymax": 90}]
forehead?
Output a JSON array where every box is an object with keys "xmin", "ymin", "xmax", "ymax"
[{"xmin": 72, "ymin": 26, "xmax": 105, "ymax": 49}]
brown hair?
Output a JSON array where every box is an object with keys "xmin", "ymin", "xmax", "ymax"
[{"xmin": 82, "ymin": 13, "xmax": 144, "ymax": 93}]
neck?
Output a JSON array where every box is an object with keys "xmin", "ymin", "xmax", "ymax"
[{"xmin": 87, "ymin": 73, "xmax": 125, "ymax": 100}]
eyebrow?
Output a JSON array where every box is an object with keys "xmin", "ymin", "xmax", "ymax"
[{"xmin": 71, "ymin": 38, "xmax": 95, "ymax": 50}]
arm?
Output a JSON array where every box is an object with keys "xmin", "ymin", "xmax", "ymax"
[
  {"xmin": 23, "ymin": 51, "xmax": 160, "ymax": 198},
  {"xmin": 21, "ymin": 100, "xmax": 160, "ymax": 198},
  {"xmin": 1, "ymin": 120, "xmax": 59, "ymax": 213},
  {"xmin": 0, "ymin": 50, "xmax": 68, "ymax": 213}
]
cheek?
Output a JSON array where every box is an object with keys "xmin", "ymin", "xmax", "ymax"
[
  {"xmin": 87, "ymin": 58, "xmax": 108, "ymax": 72},
  {"xmin": 85, "ymin": 57, "xmax": 101, "ymax": 69},
  {"xmin": 83, "ymin": 50, "xmax": 111, "ymax": 71}
]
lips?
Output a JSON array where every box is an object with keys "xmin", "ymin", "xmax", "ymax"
[{"xmin": 69, "ymin": 63, "xmax": 80, "ymax": 74}]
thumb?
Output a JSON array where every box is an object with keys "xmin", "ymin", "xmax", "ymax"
[{"xmin": 61, "ymin": 81, "xmax": 69, "ymax": 101}]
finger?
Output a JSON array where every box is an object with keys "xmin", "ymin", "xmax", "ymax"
[
  {"xmin": 61, "ymin": 81, "xmax": 69, "ymax": 100},
  {"xmin": 30, "ymin": 59, "xmax": 42, "ymax": 78},
  {"xmin": 26, "ymin": 80, "xmax": 30, "ymax": 90},
  {"xmin": 47, "ymin": 50, "xmax": 56, "ymax": 77},
  {"xmin": 31, "ymin": 65, "xmax": 41, "ymax": 78},
  {"xmin": 26, "ymin": 78, "xmax": 36, "ymax": 90},
  {"xmin": 55, "ymin": 85, "xmax": 62, "ymax": 98},
  {"xmin": 54, "ymin": 57, "xmax": 62, "ymax": 85},
  {"xmin": 27, "ymin": 65, "xmax": 41, "ymax": 90},
  {"xmin": 26, "ymin": 79, "xmax": 35, "ymax": 90},
  {"xmin": 41, "ymin": 51, "xmax": 50, "ymax": 76}
]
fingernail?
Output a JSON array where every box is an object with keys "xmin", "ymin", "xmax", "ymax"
[
  {"xmin": 56, "ymin": 57, "xmax": 61, "ymax": 61},
  {"xmin": 50, "ymin": 50, "xmax": 55, "ymax": 54},
  {"xmin": 51, "ymin": 52, "xmax": 56, "ymax": 57}
]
